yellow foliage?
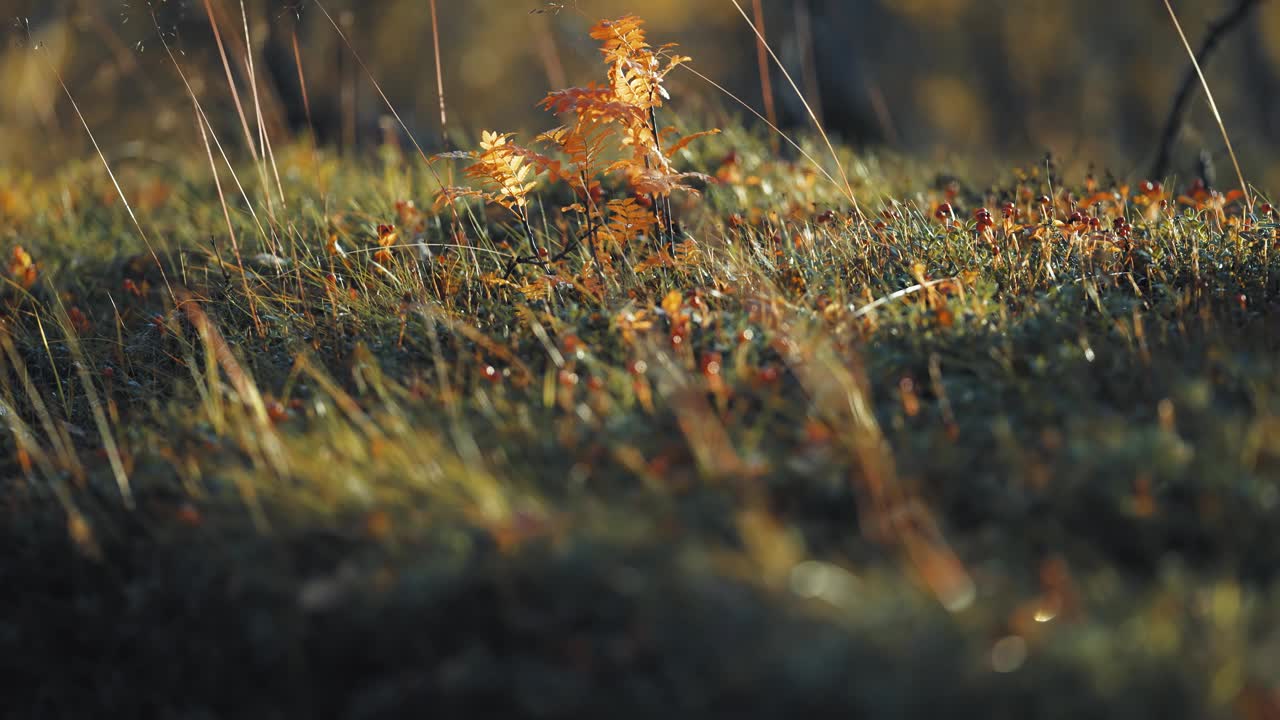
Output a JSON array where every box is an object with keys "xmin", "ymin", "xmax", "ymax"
[
  {"xmin": 7, "ymin": 245, "xmax": 36, "ymax": 289},
  {"xmin": 438, "ymin": 14, "xmax": 718, "ymax": 270}
]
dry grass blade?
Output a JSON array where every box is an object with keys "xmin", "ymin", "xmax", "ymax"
[
  {"xmin": 31, "ymin": 32, "xmax": 176, "ymax": 307},
  {"xmin": 643, "ymin": 340, "xmax": 749, "ymax": 480},
  {"xmin": 750, "ymin": 0, "xmax": 779, "ymax": 151},
  {"xmin": 313, "ymin": 0, "xmax": 433, "ymax": 169},
  {"xmin": 181, "ymin": 296, "xmax": 286, "ymax": 528},
  {"xmin": 1161, "ymin": 0, "xmax": 1251, "ymax": 212},
  {"xmin": 58, "ymin": 305, "xmax": 133, "ymax": 507},
  {"xmin": 728, "ymin": 0, "xmax": 858, "ymax": 212},
  {"xmin": 774, "ymin": 312, "xmax": 974, "ymax": 612},
  {"xmin": 202, "ymin": 0, "xmax": 275, "ymax": 219},
  {"xmin": 0, "ymin": 330, "xmax": 82, "ymax": 485},
  {"xmin": 290, "ymin": 29, "xmax": 315, "ymax": 142},
  {"xmin": 239, "ymin": 0, "xmax": 288, "ymax": 212},
  {"xmin": 153, "ymin": 4, "xmax": 273, "ymax": 239},
  {"xmin": 850, "ymin": 277, "xmax": 960, "ymax": 318},
  {"xmin": 194, "ymin": 99, "xmax": 262, "ymax": 334},
  {"xmin": 429, "ymin": 0, "xmax": 450, "ymax": 148},
  {"xmin": 680, "ymin": 64, "xmax": 844, "ymax": 198},
  {"xmin": 792, "ymin": 0, "xmax": 824, "ymax": 127},
  {"xmin": 312, "ymin": 0, "xmax": 470, "ymax": 233}
]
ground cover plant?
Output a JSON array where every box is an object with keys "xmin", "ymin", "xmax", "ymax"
[{"xmin": 4, "ymin": 8, "xmax": 1280, "ymax": 719}]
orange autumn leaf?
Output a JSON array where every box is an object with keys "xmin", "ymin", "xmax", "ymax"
[
  {"xmin": 438, "ymin": 14, "xmax": 716, "ymax": 271},
  {"xmin": 665, "ymin": 128, "xmax": 722, "ymax": 159},
  {"xmin": 661, "ymin": 289, "xmax": 683, "ymax": 317},
  {"xmin": 635, "ymin": 249, "xmax": 678, "ymax": 274},
  {"xmin": 8, "ymin": 245, "xmax": 36, "ymax": 289},
  {"xmin": 377, "ymin": 224, "xmax": 399, "ymax": 248},
  {"xmin": 67, "ymin": 306, "xmax": 91, "ymax": 334}
]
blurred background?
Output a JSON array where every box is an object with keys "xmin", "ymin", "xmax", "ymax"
[{"xmin": 2, "ymin": 0, "xmax": 1279, "ymax": 186}]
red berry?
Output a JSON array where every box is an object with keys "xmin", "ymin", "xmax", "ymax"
[{"xmin": 700, "ymin": 352, "xmax": 723, "ymax": 377}]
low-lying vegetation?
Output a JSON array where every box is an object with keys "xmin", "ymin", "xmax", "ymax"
[{"xmin": 4, "ymin": 12, "xmax": 1280, "ymax": 719}]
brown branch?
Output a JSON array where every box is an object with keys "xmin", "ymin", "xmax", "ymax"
[{"xmin": 1151, "ymin": 0, "xmax": 1263, "ymax": 181}]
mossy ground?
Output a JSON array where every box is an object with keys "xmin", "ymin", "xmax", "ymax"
[{"xmin": 3, "ymin": 127, "xmax": 1280, "ymax": 718}]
